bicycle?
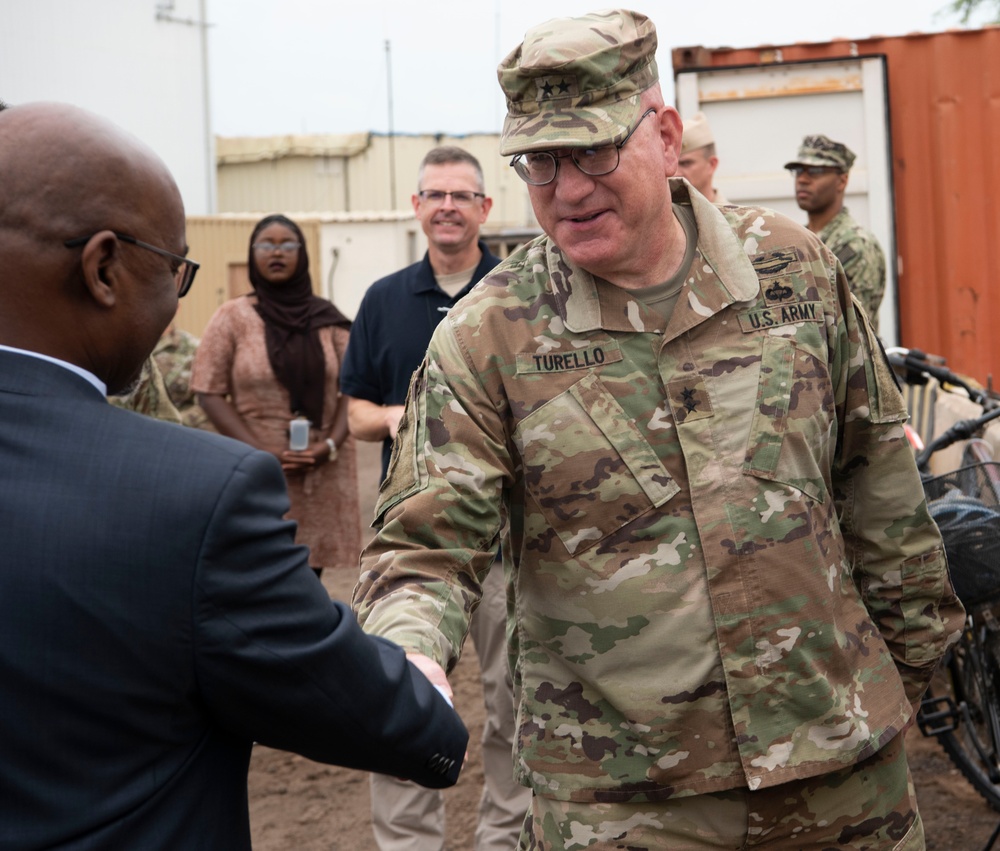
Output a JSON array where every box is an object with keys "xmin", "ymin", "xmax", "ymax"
[{"xmin": 887, "ymin": 349, "xmax": 1000, "ymax": 844}]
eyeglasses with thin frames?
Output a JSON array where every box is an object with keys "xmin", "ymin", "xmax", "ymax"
[
  {"xmin": 509, "ymin": 107, "xmax": 658, "ymax": 186},
  {"xmin": 416, "ymin": 189, "xmax": 486, "ymax": 207},
  {"xmin": 787, "ymin": 166, "xmax": 843, "ymax": 178},
  {"xmin": 253, "ymin": 240, "xmax": 301, "ymax": 254},
  {"xmin": 63, "ymin": 232, "xmax": 199, "ymax": 298}
]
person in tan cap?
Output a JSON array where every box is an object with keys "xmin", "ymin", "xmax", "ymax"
[
  {"xmin": 786, "ymin": 134, "xmax": 886, "ymax": 331},
  {"xmin": 353, "ymin": 9, "xmax": 959, "ymax": 849},
  {"xmin": 678, "ymin": 111, "xmax": 727, "ymax": 203}
]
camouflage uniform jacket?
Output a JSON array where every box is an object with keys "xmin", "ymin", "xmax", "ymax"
[
  {"xmin": 108, "ymin": 356, "xmax": 182, "ymax": 424},
  {"xmin": 818, "ymin": 207, "xmax": 886, "ymax": 332},
  {"xmin": 355, "ymin": 180, "xmax": 962, "ymax": 802},
  {"xmin": 152, "ymin": 326, "xmax": 212, "ymax": 430}
]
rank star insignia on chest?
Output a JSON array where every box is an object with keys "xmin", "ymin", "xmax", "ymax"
[{"xmin": 667, "ymin": 375, "xmax": 713, "ymax": 423}]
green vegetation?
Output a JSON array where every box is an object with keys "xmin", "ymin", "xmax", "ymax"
[{"xmin": 944, "ymin": 0, "xmax": 1000, "ymax": 24}]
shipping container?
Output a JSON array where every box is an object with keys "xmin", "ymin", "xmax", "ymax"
[{"xmin": 673, "ymin": 27, "xmax": 1000, "ymax": 389}]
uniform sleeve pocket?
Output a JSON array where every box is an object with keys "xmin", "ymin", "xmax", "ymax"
[
  {"xmin": 854, "ymin": 297, "xmax": 908, "ymax": 425},
  {"xmin": 902, "ymin": 548, "xmax": 958, "ymax": 666},
  {"xmin": 743, "ymin": 336, "xmax": 832, "ymax": 502}
]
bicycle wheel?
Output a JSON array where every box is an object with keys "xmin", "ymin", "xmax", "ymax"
[{"xmin": 931, "ymin": 628, "xmax": 1000, "ymax": 811}]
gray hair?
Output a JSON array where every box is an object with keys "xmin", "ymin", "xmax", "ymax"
[{"xmin": 417, "ymin": 146, "xmax": 485, "ymax": 193}]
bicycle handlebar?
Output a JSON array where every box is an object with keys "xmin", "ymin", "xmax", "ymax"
[
  {"xmin": 916, "ymin": 407, "xmax": 1000, "ymax": 472},
  {"xmin": 885, "ymin": 347, "xmax": 989, "ymax": 407}
]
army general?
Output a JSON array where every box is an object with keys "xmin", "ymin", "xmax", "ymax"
[{"xmin": 354, "ymin": 9, "xmax": 962, "ymax": 850}]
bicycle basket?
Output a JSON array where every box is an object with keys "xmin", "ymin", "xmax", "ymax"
[
  {"xmin": 922, "ymin": 463, "xmax": 1000, "ymax": 506},
  {"xmin": 923, "ymin": 463, "xmax": 1000, "ymax": 607}
]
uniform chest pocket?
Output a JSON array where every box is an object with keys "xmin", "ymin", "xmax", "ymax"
[
  {"xmin": 513, "ymin": 372, "xmax": 678, "ymax": 555},
  {"xmin": 743, "ymin": 336, "xmax": 833, "ymax": 502}
]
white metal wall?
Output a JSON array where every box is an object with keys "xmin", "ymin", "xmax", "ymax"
[{"xmin": 1, "ymin": 0, "xmax": 215, "ymax": 214}]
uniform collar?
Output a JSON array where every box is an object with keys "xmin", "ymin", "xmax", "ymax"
[
  {"xmin": 818, "ymin": 206, "xmax": 851, "ymax": 242},
  {"xmin": 553, "ymin": 178, "xmax": 760, "ymax": 334}
]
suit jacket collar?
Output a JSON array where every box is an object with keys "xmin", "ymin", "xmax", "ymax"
[{"xmin": 0, "ymin": 349, "xmax": 107, "ymax": 401}]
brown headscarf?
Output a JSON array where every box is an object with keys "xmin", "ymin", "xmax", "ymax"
[{"xmin": 247, "ymin": 214, "xmax": 350, "ymax": 427}]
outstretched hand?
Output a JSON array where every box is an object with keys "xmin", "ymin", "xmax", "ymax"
[
  {"xmin": 400, "ymin": 652, "xmax": 466, "ymax": 780},
  {"xmin": 406, "ymin": 652, "xmax": 454, "ymax": 705}
]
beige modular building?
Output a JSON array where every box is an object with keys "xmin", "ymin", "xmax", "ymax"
[
  {"xmin": 215, "ymin": 132, "xmax": 537, "ymax": 229},
  {"xmin": 177, "ymin": 132, "xmax": 541, "ymax": 338},
  {"xmin": 178, "ymin": 212, "xmax": 539, "ymax": 339}
]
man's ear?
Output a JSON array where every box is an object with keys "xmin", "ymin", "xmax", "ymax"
[
  {"xmin": 78, "ymin": 230, "xmax": 123, "ymax": 308},
  {"xmin": 658, "ymin": 107, "xmax": 684, "ymax": 177}
]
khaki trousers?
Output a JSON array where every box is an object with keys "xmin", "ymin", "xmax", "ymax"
[{"xmin": 370, "ymin": 560, "xmax": 530, "ymax": 851}]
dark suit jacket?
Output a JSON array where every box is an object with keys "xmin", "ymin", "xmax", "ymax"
[{"xmin": 0, "ymin": 350, "xmax": 468, "ymax": 850}]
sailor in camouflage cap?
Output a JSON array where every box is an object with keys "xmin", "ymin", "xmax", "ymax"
[
  {"xmin": 355, "ymin": 9, "xmax": 960, "ymax": 849},
  {"xmin": 786, "ymin": 134, "xmax": 887, "ymax": 331},
  {"xmin": 784, "ymin": 133, "xmax": 857, "ymax": 171},
  {"xmin": 497, "ymin": 9, "xmax": 658, "ymax": 155}
]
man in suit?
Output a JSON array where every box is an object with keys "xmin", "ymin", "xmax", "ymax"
[{"xmin": 0, "ymin": 102, "xmax": 467, "ymax": 850}]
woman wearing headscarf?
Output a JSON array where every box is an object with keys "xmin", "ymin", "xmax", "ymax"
[{"xmin": 192, "ymin": 214, "xmax": 359, "ymax": 576}]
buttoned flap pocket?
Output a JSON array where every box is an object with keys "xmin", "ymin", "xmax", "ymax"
[
  {"xmin": 513, "ymin": 372, "xmax": 679, "ymax": 555},
  {"xmin": 743, "ymin": 336, "xmax": 833, "ymax": 502}
]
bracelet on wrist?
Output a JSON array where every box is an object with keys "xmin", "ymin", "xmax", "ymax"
[{"xmin": 325, "ymin": 437, "xmax": 338, "ymax": 462}]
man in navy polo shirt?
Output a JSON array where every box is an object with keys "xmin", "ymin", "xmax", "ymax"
[{"xmin": 341, "ymin": 146, "xmax": 529, "ymax": 851}]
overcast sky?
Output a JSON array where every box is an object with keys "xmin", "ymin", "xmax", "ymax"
[{"xmin": 206, "ymin": 0, "xmax": 981, "ymax": 139}]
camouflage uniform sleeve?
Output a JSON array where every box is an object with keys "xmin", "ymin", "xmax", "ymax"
[
  {"xmin": 836, "ymin": 234, "xmax": 886, "ymax": 330},
  {"xmin": 352, "ymin": 318, "xmax": 507, "ymax": 672},
  {"xmin": 834, "ymin": 281, "xmax": 964, "ymax": 704}
]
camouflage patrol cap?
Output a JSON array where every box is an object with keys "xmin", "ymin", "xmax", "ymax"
[
  {"xmin": 680, "ymin": 112, "xmax": 714, "ymax": 154},
  {"xmin": 497, "ymin": 9, "xmax": 659, "ymax": 156},
  {"xmin": 784, "ymin": 134, "xmax": 856, "ymax": 171}
]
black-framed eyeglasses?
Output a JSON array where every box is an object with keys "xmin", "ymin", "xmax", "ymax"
[
  {"xmin": 63, "ymin": 232, "xmax": 199, "ymax": 298},
  {"xmin": 787, "ymin": 166, "xmax": 843, "ymax": 178},
  {"xmin": 252, "ymin": 240, "xmax": 301, "ymax": 254},
  {"xmin": 509, "ymin": 107, "xmax": 658, "ymax": 187},
  {"xmin": 416, "ymin": 189, "xmax": 486, "ymax": 207}
]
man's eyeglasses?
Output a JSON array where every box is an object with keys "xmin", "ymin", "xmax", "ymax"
[
  {"xmin": 787, "ymin": 166, "xmax": 843, "ymax": 178},
  {"xmin": 64, "ymin": 232, "xmax": 199, "ymax": 298},
  {"xmin": 509, "ymin": 107, "xmax": 658, "ymax": 187},
  {"xmin": 252, "ymin": 240, "xmax": 301, "ymax": 254},
  {"xmin": 416, "ymin": 190, "xmax": 486, "ymax": 207}
]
